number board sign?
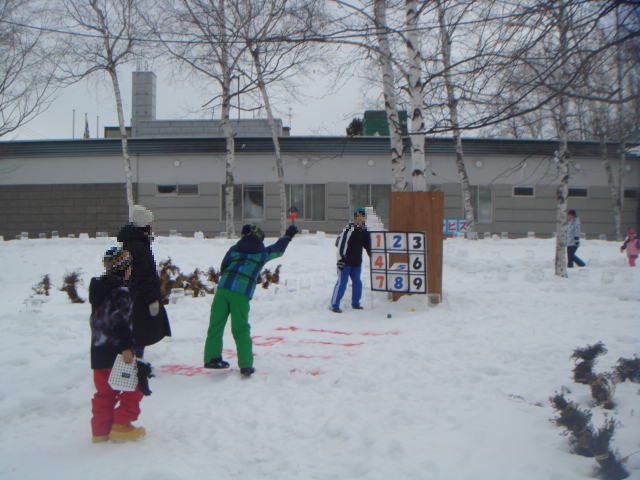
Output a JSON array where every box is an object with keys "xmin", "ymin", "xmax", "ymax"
[{"xmin": 369, "ymin": 231, "xmax": 427, "ymax": 294}]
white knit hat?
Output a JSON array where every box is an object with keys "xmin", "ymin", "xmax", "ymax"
[{"xmin": 131, "ymin": 205, "xmax": 154, "ymax": 227}]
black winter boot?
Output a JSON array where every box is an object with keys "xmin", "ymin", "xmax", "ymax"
[{"xmin": 204, "ymin": 358, "xmax": 230, "ymax": 369}]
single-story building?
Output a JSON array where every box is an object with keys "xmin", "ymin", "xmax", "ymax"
[{"xmin": 0, "ymin": 135, "xmax": 637, "ymax": 239}]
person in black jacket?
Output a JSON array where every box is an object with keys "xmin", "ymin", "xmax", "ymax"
[
  {"xmin": 117, "ymin": 205, "xmax": 171, "ymax": 356},
  {"xmin": 89, "ymin": 247, "xmax": 146, "ymax": 443},
  {"xmin": 330, "ymin": 206, "xmax": 371, "ymax": 313}
]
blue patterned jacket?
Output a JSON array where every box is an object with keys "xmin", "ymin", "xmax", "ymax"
[{"xmin": 218, "ymin": 235, "xmax": 291, "ymax": 299}]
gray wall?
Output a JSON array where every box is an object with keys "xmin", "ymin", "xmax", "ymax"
[
  {"xmin": 1, "ymin": 137, "xmax": 638, "ymax": 239},
  {"xmin": 0, "ymin": 184, "xmax": 128, "ymax": 239}
]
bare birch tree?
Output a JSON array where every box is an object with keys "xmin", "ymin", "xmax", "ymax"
[
  {"xmin": 434, "ymin": 0, "xmax": 476, "ymax": 232},
  {"xmin": 58, "ymin": 0, "xmax": 154, "ymax": 216},
  {"xmin": 497, "ymin": 0, "xmax": 638, "ymax": 268},
  {"xmin": 580, "ymin": 6, "xmax": 640, "ymax": 241},
  {"xmin": 506, "ymin": 0, "xmax": 609, "ymax": 277},
  {"xmin": 154, "ymin": 0, "xmax": 249, "ymax": 237},
  {"xmin": 404, "ymin": 0, "xmax": 427, "ymax": 191},
  {"xmin": 0, "ymin": 0, "xmax": 58, "ymax": 138},
  {"xmin": 232, "ymin": 0, "xmax": 325, "ymax": 235},
  {"xmin": 373, "ymin": 0, "xmax": 407, "ymax": 192}
]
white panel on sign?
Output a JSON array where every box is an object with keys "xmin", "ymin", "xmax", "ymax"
[
  {"xmin": 409, "ymin": 275, "xmax": 426, "ymax": 293},
  {"xmin": 385, "ymin": 232, "xmax": 407, "ymax": 251},
  {"xmin": 371, "ymin": 232, "xmax": 386, "ymax": 251},
  {"xmin": 371, "ymin": 253, "xmax": 387, "ymax": 270},
  {"xmin": 387, "ymin": 273, "xmax": 408, "ymax": 292}
]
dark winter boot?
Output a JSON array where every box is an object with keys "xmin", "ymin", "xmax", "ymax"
[
  {"xmin": 204, "ymin": 358, "xmax": 230, "ymax": 369},
  {"xmin": 136, "ymin": 359, "xmax": 153, "ymax": 396},
  {"xmin": 240, "ymin": 367, "xmax": 255, "ymax": 377}
]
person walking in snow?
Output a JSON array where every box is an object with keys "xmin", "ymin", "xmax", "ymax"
[
  {"xmin": 330, "ymin": 206, "xmax": 371, "ymax": 313},
  {"xmin": 203, "ymin": 223, "xmax": 299, "ymax": 377},
  {"xmin": 620, "ymin": 227, "xmax": 639, "ymax": 267},
  {"xmin": 117, "ymin": 205, "xmax": 171, "ymax": 357},
  {"xmin": 89, "ymin": 247, "xmax": 148, "ymax": 443},
  {"xmin": 566, "ymin": 209, "xmax": 586, "ymax": 268}
]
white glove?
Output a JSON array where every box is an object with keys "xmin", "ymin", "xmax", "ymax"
[{"xmin": 149, "ymin": 300, "xmax": 160, "ymax": 317}]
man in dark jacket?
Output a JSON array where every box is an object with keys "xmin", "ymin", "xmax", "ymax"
[
  {"xmin": 117, "ymin": 205, "xmax": 171, "ymax": 354},
  {"xmin": 330, "ymin": 206, "xmax": 371, "ymax": 313},
  {"xmin": 203, "ymin": 223, "xmax": 298, "ymax": 377}
]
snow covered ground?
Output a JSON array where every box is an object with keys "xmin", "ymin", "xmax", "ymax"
[{"xmin": 0, "ymin": 232, "xmax": 638, "ymax": 480}]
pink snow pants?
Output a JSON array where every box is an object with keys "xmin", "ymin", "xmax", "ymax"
[{"xmin": 91, "ymin": 369, "xmax": 143, "ymax": 436}]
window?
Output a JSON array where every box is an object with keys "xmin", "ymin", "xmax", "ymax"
[
  {"xmin": 477, "ymin": 186, "xmax": 493, "ymax": 223},
  {"xmin": 178, "ymin": 184, "xmax": 199, "ymax": 195},
  {"xmin": 513, "ymin": 186, "xmax": 534, "ymax": 196},
  {"xmin": 241, "ymin": 185, "xmax": 264, "ymax": 220},
  {"xmin": 470, "ymin": 186, "xmax": 493, "ymax": 223},
  {"xmin": 286, "ymin": 184, "xmax": 325, "ymax": 220},
  {"xmin": 568, "ymin": 188, "xmax": 588, "ymax": 198},
  {"xmin": 222, "ymin": 184, "xmax": 264, "ymax": 221},
  {"xmin": 157, "ymin": 184, "xmax": 199, "ymax": 195},
  {"xmin": 157, "ymin": 185, "xmax": 176, "ymax": 194},
  {"xmin": 349, "ymin": 184, "xmax": 390, "ymax": 219},
  {"xmin": 623, "ymin": 189, "xmax": 638, "ymax": 199}
]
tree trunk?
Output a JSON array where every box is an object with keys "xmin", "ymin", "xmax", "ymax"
[
  {"xmin": 553, "ymin": 2, "xmax": 570, "ymax": 278},
  {"xmin": 613, "ymin": 13, "xmax": 625, "ymax": 242},
  {"xmin": 107, "ymin": 67, "xmax": 134, "ymax": 216},
  {"xmin": 616, "ymin": 144, "xmax": 626, "ymax": 241},
  {"xmin": 600, "ymin": 136, "xmax": 622, "ymax": 241},
  {"xmin": 374, "ymin": 0, "xmax": 407, "ymax": 192},
  {"xmin": 251, "ymin": 47, "xmax": 287, "ymax": 235},
  {"xmin": 221, "ymin": 94, "xmax": 235, "ymax": 238},
  {"xmin": 219, "ymin": 1, "xmax": 236, "ymax": 238},
  {"xmin": 554, "ymin": 98, "xmax": 570, "ymax": 278},
  {"xmin": 406, "ymin": 0, "xmax": 426, "ymax": 192},
  {"xmin": 437, "ymin": 0, "xmax": 474, "ymax": 233}
]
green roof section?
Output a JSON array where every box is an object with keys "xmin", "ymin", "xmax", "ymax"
[{"xmin": 362, "ymin": 110, "xmax": 408, "ymax": 136}]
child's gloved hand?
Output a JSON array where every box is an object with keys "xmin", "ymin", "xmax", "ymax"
[
  {"xmin": 285, "ymin": 225, "xmax": 299, "ymax": 238},
  {"xmin": 149, "ymin": 300, "xmax": 160, "ymax": 317},
  {"xmin": 136, "ymin": 359, "xmax": 153, "ymax": 396}
]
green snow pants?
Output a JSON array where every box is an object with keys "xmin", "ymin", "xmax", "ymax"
[{"xmin": 203, "ymin": 288, "xmax": 253, "ymax": 369}]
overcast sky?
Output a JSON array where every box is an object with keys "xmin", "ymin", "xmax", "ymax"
[{"xmin": 8, "ymin": 65, "xmax": 370, "ymax": 141}]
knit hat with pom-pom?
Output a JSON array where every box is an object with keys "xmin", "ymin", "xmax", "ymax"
[{"xmin": 131, "ymin": 205, "xmax": 154, "ymax": 227}]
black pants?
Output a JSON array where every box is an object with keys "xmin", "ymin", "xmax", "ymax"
[{"xmin": 567, "ymin": 246, "xmax": 585, "ymax": 267}]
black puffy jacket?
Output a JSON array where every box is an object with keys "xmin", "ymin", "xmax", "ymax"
[
  {"xmin": 89, "ymin": 274, "xmax": 133, "ymax": 369},
  {"xmin": 117, "ymin": 224, "xmax": 171, "ymax": 346},
  {"xmin": 335, "ymin": 222, "xmax": 371, "ymax": 267}
]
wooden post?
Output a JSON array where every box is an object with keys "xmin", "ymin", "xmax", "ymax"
[{"xmin": 389, "ymin": 192, "xmax": 444, "ymax": 304}]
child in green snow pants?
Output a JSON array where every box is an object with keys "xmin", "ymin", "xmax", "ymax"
[
  {"xmin": 204, "ymin": 288, "xmax": 252, "ymax": 368},
  {"xmin": 203, "ymin": 224, "xmax": 298, "ymax": 372}
]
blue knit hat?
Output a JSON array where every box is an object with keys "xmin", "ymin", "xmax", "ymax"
[{"xmin": 354, "ymin": 206, "xmax": 366, "ymax": 217}]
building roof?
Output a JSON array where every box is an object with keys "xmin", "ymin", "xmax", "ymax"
[{"xmin": 0, "ymin": 136, "xmax": 636, "ymax": 159}]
